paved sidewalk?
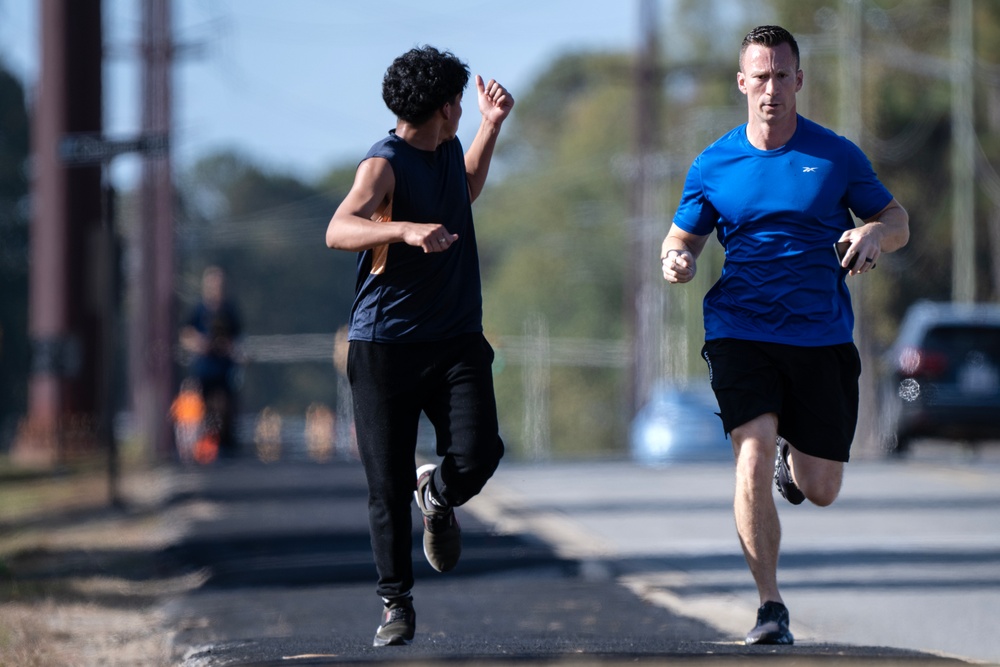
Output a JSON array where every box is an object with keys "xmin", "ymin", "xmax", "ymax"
[{"xmin": 160, "ymin": 458, "xmax": 978, "ymax": 666}]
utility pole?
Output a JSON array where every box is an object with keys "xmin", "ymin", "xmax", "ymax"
[
  {"xmin": 837, "ymin": 0, "xmax": 862, "ymax": 144},
  {"xmin": 626, "ymin": 0, "xmax": 666, "ymax": 420},
  {"xmin": 951, "ymin": 0, "xmax": 975, "ymax": 303},
  {"xmin": 836, "ymin": 0, "xmax": 882, "ymax": 453},
  {"xmin": 16, "ymin": 0, "xmax": 103, "ymax": 465},
  {"xmin": 133, "ymin": 0, "xmax": 176, "ymax": 460}
]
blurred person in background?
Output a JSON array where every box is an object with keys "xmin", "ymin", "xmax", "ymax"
[
  {"xmin": 660, "ymin": 25, "xmax": 908, "ymax": 645},
  {"xmin": 326, "ymin": 45, "xmax": 512, "ymax": 647},
  {"xmin": 180, "ymin": 265, "xmax": 243, "ymax": 457}
]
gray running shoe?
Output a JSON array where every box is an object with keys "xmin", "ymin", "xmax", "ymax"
[
  {"xmin": 774, "ymin": 437, "xmax": 805, "ymax": 505},
  {"xmin": 745, "ymin": 600, "xmax": 794, "ymax": 645},
  {"xmin": 373, "ymin": 597, "xmax": 415, "ymax": 647},
  {"xmin": 414, "ymin": 463, "xmax": 461, "ymax": 572}
]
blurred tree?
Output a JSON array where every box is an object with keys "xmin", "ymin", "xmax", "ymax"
[
  {"xmin": 175, "ymin": 151, "xmax": 356, "ymax": 416},
  {"xmin": 0, "ymin": 59, "xmax": 29, "ymax": 449},
  {"xmin": 475, "ymin": 51, "xmax": 634, "ymax": 458}
]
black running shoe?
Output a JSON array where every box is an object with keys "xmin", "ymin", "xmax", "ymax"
[
  {"xmin": 774, "ymin": 437, "xmax": 805, "ymax": 505},
  {"xmin": 373, "ymin": 597, "xmax": 415, "ymax": 647},
  {"xmin": 745, "ymin": 600, "xmax": 794, "ymax": 645},
  {"xmin": 415, "ymin": 464, "xmax": 461, "ymax": 572}
]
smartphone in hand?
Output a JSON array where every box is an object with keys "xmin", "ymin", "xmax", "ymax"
[{"xmin": 833, "ymin": 241, "xmax": 857, "ymax": 270}]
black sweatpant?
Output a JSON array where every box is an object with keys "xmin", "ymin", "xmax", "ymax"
[{"xmin": 347, "ymin": 332, "xmax": 505, "ymax": 599}]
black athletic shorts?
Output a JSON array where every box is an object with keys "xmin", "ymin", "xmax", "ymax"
[{"xmin": 701, "ymin": 338, "xmax": 861, "ymax": 462}]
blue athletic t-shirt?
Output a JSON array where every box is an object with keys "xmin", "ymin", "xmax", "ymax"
[
  {"xmin": 673, "ymin": 115, "xmax": 893, "ymax": 346},
  {"xmin": 348, "ymin": 132, "xmax": 483, "ymax": 343}
]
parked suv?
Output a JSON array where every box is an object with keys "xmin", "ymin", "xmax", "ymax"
[{"xmin": 880, "ymin": 301, "xmax": 1000, "ymax": 455}]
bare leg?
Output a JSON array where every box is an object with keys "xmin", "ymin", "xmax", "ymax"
[
  {"xmin": 731, "ymin": 413, "xmax": 783, "ymax": 605},
  {"xmin": 785, "ymin": 441, "xmax": 845, "ymax": 507}
]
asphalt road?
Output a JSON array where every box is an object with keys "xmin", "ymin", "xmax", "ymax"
[
  {"xmin": 475, "ymin": 443, "xmax": 1000, "ymax": 665},
  {"xmin": 160, "ymin": 446, "xmax": 996, "ymax": 666}
]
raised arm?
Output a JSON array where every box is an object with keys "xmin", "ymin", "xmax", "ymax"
[{"xmin": 465, "ymin": 75, "xmax": 514, "ymax": 203}]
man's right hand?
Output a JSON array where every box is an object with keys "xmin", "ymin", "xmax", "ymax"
[{"xmin": 661, "ymin": 248, "xmax": 696, "ymax": 284}]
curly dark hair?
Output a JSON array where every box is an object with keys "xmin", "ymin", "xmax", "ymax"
[
  {"xmin": 739, "ymin": 25, "xmax": 800, "ymax": 71},
  {"xmin": 382, "ymin": 46, "xmax": 471, "ymax": 126}
]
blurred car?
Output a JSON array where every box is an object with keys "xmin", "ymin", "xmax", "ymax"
[
  {"xmin": 630, "ymin": 383, "xmax": 733, "ymax": 465},
  {"xmin": 880, "ymin": 301, "xmax": 1000, "ymax": 455}
]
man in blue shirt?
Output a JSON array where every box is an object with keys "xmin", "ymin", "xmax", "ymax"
[
  {"xmin": 326, "ymin": 46, "xmax": 513, "ymax": 647},
  {"xmin": 661, "ymin": 25, "xmax": 908, "ymax": 645}
]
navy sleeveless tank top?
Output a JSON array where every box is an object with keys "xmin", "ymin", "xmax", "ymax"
[{"xmin": 348, "ymin": 132, "xmax": 483, "ymax": 343}]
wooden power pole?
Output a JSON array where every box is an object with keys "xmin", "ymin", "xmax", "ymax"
[
  {"xmin": 951, "ymin": 0, "xmax": 975, "ymax": 304},
  {"xmin": 132, "ymin": 0, "xmax": 176, "ymax": 460},
  {"xmin": 626, "ymin": 0, "xmax": 666, "ymax": 420},
  {"xmin": 16, "ymin": 0, "xmax": 104, "ymax": 465}
]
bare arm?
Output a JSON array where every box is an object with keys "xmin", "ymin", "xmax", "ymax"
[
  {"xmin": 325, "ymin": 157, "xmax": 458, "ymax": 253},
  {"xmin": 836, "ymin": 198, "xmax": 909, "ymax": 275},
  {"xmin": 660, "ymin": 223, "xmax": 712, "ymax": 284},
  {"xmin": 465, "ymin": 75, "xmax": 514, "ymax": 203}
]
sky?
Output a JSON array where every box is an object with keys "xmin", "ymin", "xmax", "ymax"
[{"xmin": 0, "ymin": 0, "xmax": 641, "ymax": 187}]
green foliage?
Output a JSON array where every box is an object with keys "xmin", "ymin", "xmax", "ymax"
[
  {"xmin": 176, "ymin": 150, "xmax": 356, "ymax": 416},
  {"xmin": 476, "ymin": 52, "xmax": 634, "ymax": 457},
  {"xmin": 502, "ymin": 51, "xmax": 631, "ymax": 157},
  {"xmin": 480, "ymin": 54, "xmax": 632, "ymax": 337}
]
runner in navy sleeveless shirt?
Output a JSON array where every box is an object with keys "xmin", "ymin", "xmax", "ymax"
[{"xmin": 326, "ymin": 46, "xmax": 513, "ymax": 647}]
